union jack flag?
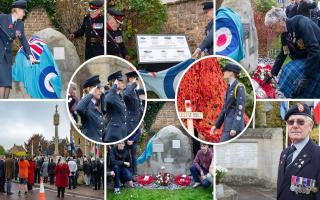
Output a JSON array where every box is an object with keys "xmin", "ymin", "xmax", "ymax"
[{"xmin": 19, "ymin": 36, "xmax": 46, "ymax": 62}]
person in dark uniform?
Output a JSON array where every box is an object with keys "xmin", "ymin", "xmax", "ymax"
[
  {"xmin": 103, "ymin": 71, "xmax": 127, "ymax": 143},
  {"xmin": 264, "ymin": 7, "xmax": 320, "ymax": 98},
  {"xmin": 109, "ymin": 142, "xmax": 133, "ymax": 195},
  {"xmin": 0, "ymin": 0, "xmax": 36, "ymax": 99},
  {"xmin": 76, "ymin": 75, "xmax": 104, "ymax": 142},
  {"xmin": 71, "ymin": 0, "xmax": 104, "ymax": 60},
  {"xmin": 136, "ymin": 88, "xmax": 146, "ymax": 108},
  {"xmin": 192, "ymin": 2, "xmax": 213, "ymax": 58},
  {"xmin": 68, "ymin": 82, "xmax": 79, "ymax": 122},
  {"xmin": 210, "ymin": 63, "xmax": 246, "ymax": 142},
  {"xmin": 123, "ymin": 71, "xmax": 144, "ymax": 179},
  {"xmin": 277, "ymin": 103, "xmax": 320, "ymax": 200},
  {"xmin": 107, "ymin": 8, "xmax": 130, "ymax": 60}
]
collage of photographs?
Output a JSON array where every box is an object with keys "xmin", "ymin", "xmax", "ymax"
[{"xmin": 0, "ymin": 0, "xmax": 320, "ymax": 200}]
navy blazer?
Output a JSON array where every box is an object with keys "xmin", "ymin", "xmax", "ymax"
[
  {"xmin": 103, "ymin": 84, "xmax": 127, "ymax": 143},
  {"xmin": 277, "ymin": 139, "xmax": 320, "ymax": 200},
  {"xmin": 123, "ymin": 82, "xmax": 143, "ymax": 134},
  {"xmin": 199, "ymin": 19, "xmax": 213, "ymax": 55},
  {"xmin": 76, "ymin": 93, "xmax": 104, "ymax": 142},
  {"xmin": 0, "ymin": 14, "xmax": 31, "ymax": 64},
  {"xmin": 215, "ymin": 79, "xmax": 246, "ymax": 132}
]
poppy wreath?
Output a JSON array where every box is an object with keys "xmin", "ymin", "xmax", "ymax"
[
  {"xmin": 177, "ymin": 58, "xmax": 226, "ymax": 143},
  {"xmin": 137, "ymin": 175, "xmax": 154, "ymax": 185},
  {"xmin": 174, "ymin": 175, "xmax": 191, "ymax": 187},
  {"xmin": 251, "ymin": 64, "xmax": 277, "ymax": 98}
]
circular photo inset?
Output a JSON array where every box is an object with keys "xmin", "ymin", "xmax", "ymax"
[
  {"xmin": 67, "ymin": 55, "xmax": 147, "ymax": 145},
  {"xmin": 175, "ymin": 55, "xmax": 256, "ymax": 145}
]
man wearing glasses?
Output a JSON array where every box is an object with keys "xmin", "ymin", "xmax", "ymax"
[{"xmin": 277, "ymin": 103, "xmax": 320, "ymax": 200}]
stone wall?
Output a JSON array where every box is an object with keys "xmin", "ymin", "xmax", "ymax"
[
  {"xmin": 24, "ymin": 8, "xmax": 53, "ymax": 38},
  {"xmin": 151, "ymin": 102, "xmax": 182, "ymax": 131},
  {"xmin": 162, "ymin": 0, "xmax": 210, "ymax": 52},
  {"xmin": 216, "ymin": 128, "xmax": 283, "ymax": 188}
]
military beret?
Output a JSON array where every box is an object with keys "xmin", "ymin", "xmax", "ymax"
[
  {"xmin": 202, "ymin": 2, "xmax": 213, "ymax": 11},
  {"xmin": 82, "ymin": 75, "xmax": 101, "ymax": 88},
  {"xmin": 108, "ymin": 8, "xmax": 124, "ymax": 23},
  {"xmin": 11, "ymin": 0, "xmax": 27, "ymax": 10},
  {"xmin": 222, "ymin": 62, "xmax": 242, "ymax": 74},
  {"xmin": 136, "ymin": 89, "xmax": 145, "ymax": 96},
  {"xmin": 89, "ymin": 0, "xmax": 103, "ymax": 11},
  {"xmin": 284, "ymin": 103, "xmax": 312, "ymax": 121},
  {"xmin": 108, "ymin": 70, "xmax": 124, "ymax": 82},
  {"xmin": 125, "ymin": 71, "xmax": 138, "ymax": 78}
]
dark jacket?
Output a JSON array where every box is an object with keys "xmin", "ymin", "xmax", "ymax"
[
  {"xmin": 107, "ymin": 25, "xmax": 128, "ymax": 58},
  {"xmin": 4, "ymin": 158, "xmax": 15, "ymax": 179},
  {"xmin": 76, "ymin": 93, "xmax": 104, "ymax": 142},
  {"xmin": 199, "ymin": 19, "xmax": 213, "ymax": 55},
  {"xmin": 0, "ymin": 14, "xmax": 31, "ymax": 64},
  {"xmin": 0, "ymin": 160, "xmax": 4, "ymax": 178},
  {"xmin": 215, "ymin": 79, "xmax": 246, "ymax": 133},
  {"xmin": 83, "ymin": 161, "xmax": 91, "ymax": 175},
  {"xmin": 103, "ymin": 84, "xmax": 128, "ymax": 142},
  {"xmin": 109, "ymin": 147, "xmax": 131, "ymax": 168},
  {"xmin": 47, "ymin": 161, "xmax": 56, "ymax": 175},
  {"xmin": 277, "ymin": 139, "xmax": 320, "ymax": 200}
]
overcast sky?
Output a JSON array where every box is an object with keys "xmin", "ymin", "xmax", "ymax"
[{"xmin": 0, "ymin": 101, "xmax": 71, "ymax": 150}]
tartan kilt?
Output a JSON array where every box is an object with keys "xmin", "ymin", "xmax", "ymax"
[{"xmin": 278, "ymin": 59, "xmax": 320, "ymax": 98}]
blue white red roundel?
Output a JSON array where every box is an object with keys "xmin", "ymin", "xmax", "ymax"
[{"xmin": 38, "ymin": 66, "xmax": 58, "ymax": 98}]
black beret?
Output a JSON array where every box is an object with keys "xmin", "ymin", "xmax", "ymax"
[
  {"xmin": 284, "ymin": 103, "xmax": 312, "ymax": 121},
  {"xmin": 136, "ymin": 89, "xmax": 145, "ymax": 96},
  {"xmin": 89, "ymin": 0, "xmax": 103, "ymax": 11},
  {"xmin": 108, "ymin": 70, "xmax": 124, "ymax": 82},
  {"xmin": 11, "ymin": 0, "xmax": 27, "ymax": 10},
  {"xmin": 82, "ymin": 75, "xmax": 101, "ymax": 88},
  {"xmin": 202, "ymin": 2, "xmax": 213, "ymax": 11},
  {"xmin": 222, "ymin": 62, "xmax": 242, "ymax": 74},
  {"xmin": 107, "ymin": 8, "xmax": 125, "ymax": 17},
  {"xmin": 125, "ymin": 71, "xmax": 138, "ymax": 78}
]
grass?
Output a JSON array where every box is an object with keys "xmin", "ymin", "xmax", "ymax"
[{"xmin": 107, "ymin": 187, "xmax": 213, "ymax": 200}]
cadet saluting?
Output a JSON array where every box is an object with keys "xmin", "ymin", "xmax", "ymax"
[
  {"xmin": 76, "ymin": 75, "xmax": 104, "ymax": 142},
  {"xmin": 0, "ymin": 0, "xmax": 36, "ymax": 99},
  {"xmin": 70, "ymin": 0, "xmax": 104, "ymax": 60},
  {"xmin": 103, "ymin": 71, "xmax": 128, "ymax": 143},
  {"xmin": 192, "ymin": 2, "xmax": 213, "ymax": 58},
  {"xmin": 277, "ymin": 103, "xmax": 320, "ymax": 200},
  {"xmin": 107, "ymin": 8, "xmax": 130, "ymax": 60},
  {"xmin": 210, "ymin": 63, "xmax": 246, "ymax": 142}
]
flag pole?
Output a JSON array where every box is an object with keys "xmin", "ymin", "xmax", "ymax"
[{"xmin": 285, "ymin": 101, "xmax": 289, "ymax": 148}]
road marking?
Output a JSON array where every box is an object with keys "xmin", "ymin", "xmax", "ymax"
[{"xmin": 33, "ymin": 188, "xmax": 103, "ymax": 200}]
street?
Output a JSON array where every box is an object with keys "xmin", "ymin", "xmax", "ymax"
[{"xmin": 0, "ymin": 182, "xmax": 103, "ymax": 200}]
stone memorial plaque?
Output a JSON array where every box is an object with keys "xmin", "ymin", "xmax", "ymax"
[
  {"xmin": 164, "ymin": 158, "xmax": 174, "ymax": 163},
  {"xmin": 153, "ymin": 143, "xmax": 164, "ymax": 153},
  {"xmin": 216, "ymin": 143, "xmax": 258, "ymax": 169},
  {"xmin": 136, "ymin": 34, "xmax": 191, "ymax": 64},
  {"xmin": 172, "ymin": 140, "xmax": 180, "ymax": 149},
  {"xmin": 53, "ymin": 47, "xmax": 65, "ymax": 60}
]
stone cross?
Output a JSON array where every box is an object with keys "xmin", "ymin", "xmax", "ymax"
[{"xmin": 178, "ymin": 100, "xmax": 203, "ymax": 136}]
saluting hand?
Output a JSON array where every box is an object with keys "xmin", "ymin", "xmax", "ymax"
[
  {"xmin": 210, "ymin": 126, "xmax": 216, "ymax": 135},
  {"xmin": 89, "ymin": 86, "xmax": 98, "ymax": 94},
  {"xmin": 230, "ymin": 130, "xmax": 237, "ymax": 137},
  {"xmin": 114, "ymin": 79, "xmax": 119, "ymax": 85}
]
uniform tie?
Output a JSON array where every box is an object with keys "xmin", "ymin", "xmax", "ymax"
[{"xmin": 285, "ymin": 145, "xmax": 297, "ymax": 168}]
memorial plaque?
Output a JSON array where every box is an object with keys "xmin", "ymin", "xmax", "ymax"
[
  {"xmin": 153, "ymin": 143, "xmax": 164, "ymax": 153},
  {"xmin": 172, "ymin": 140, "xmax": 180, "ymax": 149},
  {"xmin": 53, "ymin": 47, "xmax": 65, "ymax": 60},
  {"xmin": 164, "ymin": 158, "xmax": 174, "ymax": 163},
  {"xmin": 216, "ymin": 143, "xmax": 258, "ymax": 169},
  {"xmin": 136, "ymin": 34, "xmax": 191, "ymax": 64}
]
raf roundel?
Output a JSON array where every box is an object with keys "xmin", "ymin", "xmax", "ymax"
[{"xmin": 39, "ymin": 66, "xmax": 59, "ymax": 98}]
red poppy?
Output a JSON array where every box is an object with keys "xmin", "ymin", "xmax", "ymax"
[
  {"xmin": 174, "ymin": 175, "xmax": 191, "ymax": 186},
  {"xmin": 137, "ymin": 175, "xmax": 154, "ymax": 185}
]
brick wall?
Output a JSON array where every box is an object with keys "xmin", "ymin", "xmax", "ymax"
[
  {"xmin": 24, "ymin": 8, "xmax": 52, "ymax": 38},
  {"xmin": 162, "ymin": 0, "xmax": 210, "ymax": 52},
  {"xmin": 151, "ymin": 102, "xmax": 183, "ymax": 131}
]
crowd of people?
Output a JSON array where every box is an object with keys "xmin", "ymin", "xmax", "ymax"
[{"xmin": 0, "ymin": 154, "xmax": 104, "ymax": 197}]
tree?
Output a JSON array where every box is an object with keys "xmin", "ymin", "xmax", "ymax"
[
  {"xmin": 24, "ymin": 134, "xmax": 48, "ymax": 156},
  {"xmin": 0, "ymin": 145, "xmax": 5, "ymax": 155}
]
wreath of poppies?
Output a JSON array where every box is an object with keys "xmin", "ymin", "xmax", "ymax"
[
  {"xmin": 251, "ymin": 64, "xmax": 277, "ymax": 99},
  {"xmin": 177, "ymin": 58, "xmax": 226, "ymax": 143},
  {"xmin": 137, "ymin": 175, "xmax": 154, "ymax": 185},
  {"xmin": 174, "ymin": 175, "xmax": 191, "ymax": 186}
]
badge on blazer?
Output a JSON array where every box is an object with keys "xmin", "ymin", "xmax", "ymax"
[
  {"xmin": 283, "ymin": 45, "xmax": 289, "ymax": 55},
  {"xmin": 8, "ymin": 24, "xmax": 13, "ymax": 29},
  {"xmin": 93, "ymin": 23, "xmax": 103, "ymax": 29},
  {"xmin": 15, "ymin": 30, "xmax": 21, "ymax": 38},
  {"xmin": 115, "ymin": 36, "xmax": 123, "ymax": 43},
  {"xmin": 291, "ymin": 176, "xmax": 318, "ymax": 194},
  {"xmin": 296, "ymin": 39, "xmax": 305, "ymax": 50}
]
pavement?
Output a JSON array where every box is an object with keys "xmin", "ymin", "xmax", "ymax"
[
  {"xmin": 230, "ymin": 185, "xmax": 277, "ymax": 200},
  {"xmin": 0, "ymin": 182, "xmax": 104, "ymax": 200}
]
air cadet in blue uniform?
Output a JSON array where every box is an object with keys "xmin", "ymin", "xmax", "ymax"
[
  {"xmin": 123, "ymin": 71, "xmax": 144, "ymax": 178},
  {"xmin": 76, "ymin": 75, "xmax": 104, "ymax": 142},
  {"xmin": 103, "ymin": 71, "xmax": 128, "ymax": 143},
  {"xmin": 0, "ymin": 0, "xmax": 36, "ymax": 99},
  {"xmin": 71, "ymin": 0, "xmax": 104, "ymax": 60},
  {"xmin": 107, "ymin": 8, "xmax": 130, "ymax": 60},
  {"xmin": 277, "ymin": 103, "xmax": 320, "ymax": 200},
  {"xmin": 192, "ymin": 2, "xmax": 213, "ymax": 58},
  {"xmin": 210, "ymin": 63, "xmax": 246, "ymax": 142}
]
